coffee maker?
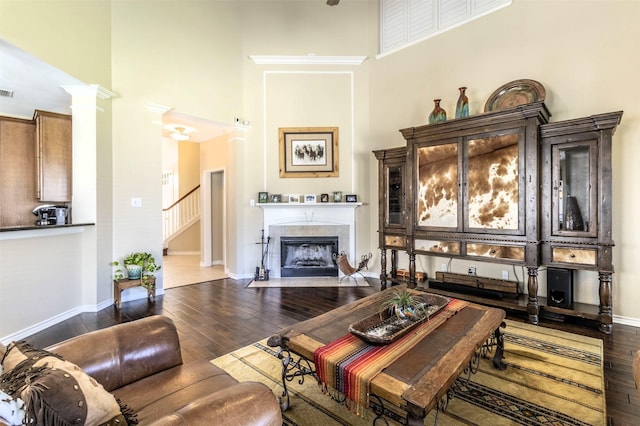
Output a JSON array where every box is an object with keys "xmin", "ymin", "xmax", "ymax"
[{"xmin": 32, "ymin": 204, "xmax": 68, "ymax": 226}]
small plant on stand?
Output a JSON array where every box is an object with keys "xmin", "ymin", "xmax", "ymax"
[{"xmin": 112, "ymin": 252, "xmax": 161, "ymax": 289}]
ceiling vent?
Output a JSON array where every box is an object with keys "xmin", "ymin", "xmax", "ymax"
[{"xmin": 0, "ymin": 88, "xmax": 14, "ymax": 98}]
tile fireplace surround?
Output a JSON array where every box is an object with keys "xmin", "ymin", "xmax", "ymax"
[{"xmin": 257, "ymin": 202, "xmax": 362, "ymax": 278}]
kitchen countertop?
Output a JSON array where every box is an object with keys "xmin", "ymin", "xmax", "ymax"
[
  {"xmin": 0, "ymin": 223, "xmax": 94, "ymax": 232},
  {"xmin": 0, "ymin": 223, "xmax": 95, "ymax": 240}
]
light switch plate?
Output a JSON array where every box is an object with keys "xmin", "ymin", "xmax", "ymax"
[{"xmin": 131, "ymin": 197, "xmax": 142, "ymax": 207}]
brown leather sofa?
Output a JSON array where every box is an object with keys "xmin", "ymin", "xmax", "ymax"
[{"xmin": 7, "ymin": 315, "xmax": 282, "ymax": 425}]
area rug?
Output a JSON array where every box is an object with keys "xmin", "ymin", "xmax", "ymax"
[
  {"xmin": 247, "ymin": 276, "xmax": 370, "ymax": 288},
  {"xmin": 212, "ymin": 319, "xmax": 605, "ymax": 425}
]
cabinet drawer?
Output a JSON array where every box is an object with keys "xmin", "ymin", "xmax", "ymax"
[
  {"xmin": 466, "ymin": 243, "xmax": 525, "ymax": 261},
  {"xmin": 415, "ymin": 239, "xmax": 460, "ymax": 255},
  {"xmin": 384, "ymin": 235, "xmax": 406, "ymax": 248},
  {"xmin": 551, "ymin": 247, "xmax": 597, "ymax": 266}
]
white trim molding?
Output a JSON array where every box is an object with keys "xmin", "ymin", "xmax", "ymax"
[{"xmin": 249, "ymin": 55, "xmax": 367, "ymax": 66}]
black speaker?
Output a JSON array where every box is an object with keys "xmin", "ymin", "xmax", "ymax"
[{"xmin": 547, "ymin": 268, "xmax": 573, "ymax": 308}]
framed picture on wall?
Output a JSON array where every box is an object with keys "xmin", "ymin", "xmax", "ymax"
[{"xmin": 279, "ymin": 127, "xmax": 339, "ymax": 178}]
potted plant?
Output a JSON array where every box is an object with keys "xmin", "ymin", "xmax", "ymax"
[
  {"xmin": 381, "ymin": 289, "xmax": 427, "ymax": 320},
  {"xmin": 112, "ymin": 252, "xmax": 161, "ymax": 289}
]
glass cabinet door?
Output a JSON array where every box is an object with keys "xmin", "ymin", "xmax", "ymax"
[
  {"xmin": 416, "ymin": 142, "xmax": 459, "ymax": 229},
  {"xmin": 385, "ymin": 163, "xmax": 405, "ymax": 227},
  {"xmin": 552, "ymin": 140, "xmax": 597, "ymax": 236},
  {"xmin": 466, "ymin": 131, "xmax": 521, "ymax": 232}
]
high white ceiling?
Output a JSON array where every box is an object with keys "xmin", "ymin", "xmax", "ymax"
[
  {"xmin": 0, "ymin": 39, "xmax": 229, "ymax": 142},
  {"xmin": 0, "ymin": 39, "xmax": 81, "ymax": 119}
]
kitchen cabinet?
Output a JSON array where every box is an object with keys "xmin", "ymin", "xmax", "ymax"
[
  {"xmin": 35, "ymin": 110, "xmax": 72, "ymax": 202},
  {"xmin": 374, "ymin": 103, "xmax": 622, "ymax": 333},
  {"xmin": 0, "ymin": 117, "xmax": 37, "ymax": 226}
]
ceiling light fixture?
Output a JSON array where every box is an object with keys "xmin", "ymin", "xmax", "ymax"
[
  {"xmin": 164, "ymin": 123, "xmax": 197, "ymax": 141},
  {"xmin": 170, "ymin": 127, "xmax": 191, "ymax": 141}
]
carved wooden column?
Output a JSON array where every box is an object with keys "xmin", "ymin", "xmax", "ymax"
[
  {"xmin": 408, "ymin": 252, "xmax": 416, "ymax": 288},
  {"xmin": 526, "ymin": 267, "xmax": 539, "ymax": 324},
  {"xmin": 380, "ymin": 248, "xmax": 387, "ymax": 289},
  {"xmin": 598, "ymin": 272, "xmax": 613, "ymax": 334}
]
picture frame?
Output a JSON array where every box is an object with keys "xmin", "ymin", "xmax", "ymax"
[
  {"xmin": 258, "ymin": 192, "xmax": 268, "ymax": 203},
  {"xmin": 346, "ymin": 194, "xmax": 358, "ymax": 203},
  {"xmin": 304, "ymin": 194, "xmax": 317, "ymax": 203},
  {"xmin": 333, "ymin": 191, "xmax": 343, "ymax": 202},
  {"xmin": 279, "ymin": 127, "xmax": 339, "ymax": 178},
  {"xmin": 270, "ymin": 194, "xmax": 282, "ymax": 203},
  {"xmin": 288, "ymin": 194, "xmax": 301, "ymax": 204},
  {"xmin": 320, "ymin": 193, "xmax": 329, "ymax": 203}
]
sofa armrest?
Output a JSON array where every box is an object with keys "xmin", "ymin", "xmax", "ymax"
[
  {"xmin": 45, "ymin": 316, "xmax": 183, "ymax": 391},
  {"xmin": 147, "ymin": 382, "xmax": 282, "ymax": 426}
]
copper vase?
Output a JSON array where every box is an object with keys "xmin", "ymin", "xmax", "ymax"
[{"xmin": 428, "ymin": 99, "xmax": 446, "ymax": 124}]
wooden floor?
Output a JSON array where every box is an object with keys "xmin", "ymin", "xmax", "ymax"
[{"xmin": 23, "ymin": 278, "xmax": 640, "ymax": 425}]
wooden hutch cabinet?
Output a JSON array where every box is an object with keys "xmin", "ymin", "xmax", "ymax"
[{"xmin": 374, "ymin": 103, "xmax": 622, "ymax": 333}]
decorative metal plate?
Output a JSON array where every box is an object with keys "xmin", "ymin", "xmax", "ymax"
[{"xmin": 484, "ymin": 79, "xmax": 546, "ymax": 112}]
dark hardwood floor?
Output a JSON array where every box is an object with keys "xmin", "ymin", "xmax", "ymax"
[{"xmin": 22, "ymin": 278, "xmax": 640, "ymax": 425}]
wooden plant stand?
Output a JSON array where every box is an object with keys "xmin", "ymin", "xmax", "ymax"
[{"xmin": 113, "ymin": 277, "xmax": 155, "ymax": 310}]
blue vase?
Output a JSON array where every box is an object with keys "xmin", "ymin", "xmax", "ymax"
[
  {"xmin": 428, "ymin": 99, "xmax": 446, "ymax": 124},
  {"xmin": 455, "ymin": 87, "xmax": 469, "ymax": 119},
  {"xmin": 126, "ymin": 264, "xmax": 142, "ymax": 279}
]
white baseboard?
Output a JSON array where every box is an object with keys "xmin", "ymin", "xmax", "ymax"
[
  {"xmin": 613, "ymin": 314, "xmax": 640, "ymax": 328},
  {"xmin": 1, "ymin": 299, "xmax": 111, "ymax": 345},
  {"xmin": 165, "ymin": 251, "xmax": 200, "ymax": 256}
]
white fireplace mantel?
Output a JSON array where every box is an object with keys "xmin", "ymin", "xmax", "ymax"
[{"xmin": 257, "ymin": 202, "xmax": 363, "ymax": 277}]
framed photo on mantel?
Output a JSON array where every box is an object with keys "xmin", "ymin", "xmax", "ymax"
[{"xmin": 279, "ymin": 127, "xmax": 339, "ymax": 178}]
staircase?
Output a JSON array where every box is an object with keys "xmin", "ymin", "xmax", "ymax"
[{"xmin": 163, "ymin": 185, "xmax": 200, "ymax": 248}]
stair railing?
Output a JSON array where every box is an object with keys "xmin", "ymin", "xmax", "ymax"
[{"xmin": 163, "ymin": 185, "xmax": 200, "ymax": 244}]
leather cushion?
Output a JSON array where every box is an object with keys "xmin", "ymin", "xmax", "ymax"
[
  {"xmin": 113, "ymin": 360, "xmax": 239, "ymax": 424},
  {"xmin": 0, "ymin": 341, "xmax": 129, "ymax": 425}
]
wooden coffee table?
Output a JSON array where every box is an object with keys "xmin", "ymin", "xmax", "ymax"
[{"xmin": 268, "ymin": 285, "xmax": 506, "ymax": 425}]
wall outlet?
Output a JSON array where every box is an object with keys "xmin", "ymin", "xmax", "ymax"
[
  {"xmin": 441, "ymin": 263, "xmax": 448, "ymax": 272},
  {"xmin": 468, "ymin": 267, "xmax": 476, "ymax": 276},
  {"xmin": 502, "ymin": 270, "xmax": 509, "ymax": 280}
]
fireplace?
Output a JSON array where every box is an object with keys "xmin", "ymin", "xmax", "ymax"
[{"xmin": 280, "ymin": 236, "xmax": 338, "ymax": 277}]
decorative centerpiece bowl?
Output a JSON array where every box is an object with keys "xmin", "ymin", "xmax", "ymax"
[{"xmin": 348, "ymin": 291, "xmax": 450, "ymax": 345}]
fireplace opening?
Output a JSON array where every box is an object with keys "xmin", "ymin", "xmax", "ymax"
[{"xmin": 280, "ymin": 236, "xmax": 338, "ymax": 277}]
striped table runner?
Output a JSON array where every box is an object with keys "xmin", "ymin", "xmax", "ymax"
[{"xmin": 313, "ymin": 298, "xmax": 469, "ymax": 414}]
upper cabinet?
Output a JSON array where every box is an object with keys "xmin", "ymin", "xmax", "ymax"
[
  {"xmin": 373, "ymin": 147, "xmax": 408, "ymax": 251},
  {"xmin": 402, "ymin": 103, "xmax": 550, "ymax": 261},
  {"xmin": 0, "ymin": 117, "xmax": 37, "ymax": 227},
  {"xmin": 35, "ymin": 110, "xmax": 72, "ymax": 202},
  {"xmin": 541, "ymin": 112, "xmax": 622, "ymax": 269}
]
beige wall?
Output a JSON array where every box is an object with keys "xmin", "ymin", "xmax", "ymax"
[
  {"xmin": 2, "ymin": 0, "xmax": 640, "ymax": 340},
  {"xmin": 239, "ymin": 0, "xmax": 374, "ymax": 276},
  {"xmin": 167, "ymin": 141, "xmax": 201, "ymax": 253},
  {"xmin": 201, "ymin": 131, "xmax": 235, "ymax": 272},
  {"xmin": 368, "ymin": 0, "xmax": 640, "ymax": 321}
]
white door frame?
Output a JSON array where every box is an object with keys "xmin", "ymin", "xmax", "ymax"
[{"xmin": 201, "ymin": 168, "xmax": 226, "ymax": 269}]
